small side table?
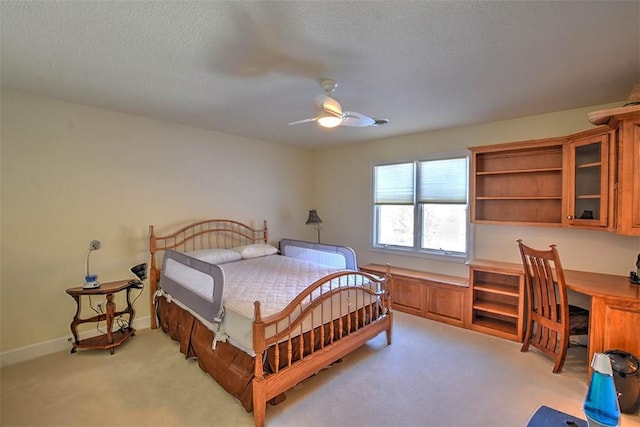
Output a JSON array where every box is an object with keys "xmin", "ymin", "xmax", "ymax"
[{"xmin": 66, "ymin": 280, "xmax": 138, "ymax": 354}]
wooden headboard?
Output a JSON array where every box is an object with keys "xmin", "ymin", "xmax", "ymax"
[{"xmin": 148, "ymin": 219, "xmax": 268, "ymax": 328}]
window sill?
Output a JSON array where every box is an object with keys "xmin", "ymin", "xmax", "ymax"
[{"xmin": 370, "ymin": 246, "xmax": 469, "ymax": 264}]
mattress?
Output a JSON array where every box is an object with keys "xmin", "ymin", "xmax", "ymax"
[{"xmin": 161, "ymin": 254, "xmax": 377, "ymax": 356}]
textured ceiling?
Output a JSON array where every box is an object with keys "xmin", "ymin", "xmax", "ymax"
[{"xmin": 1, "ymin": 1, "xmax": 639, "ymax": 148}]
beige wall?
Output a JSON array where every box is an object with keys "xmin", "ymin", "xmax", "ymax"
[
  {"xmin": 3, "ymin": 90, "xmax": 640, "ymax": 356},
  {"xmin": 314, "ymin": 102, "xmax": 640, "ymax": 278},
  {"xmin": 0, "ymin": 90, "xmax": 314, "ymax": 352}
]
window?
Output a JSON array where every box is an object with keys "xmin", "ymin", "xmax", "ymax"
[{"xmin": 372, "ymin": 153, "xmax": 470, "ymax": 260}]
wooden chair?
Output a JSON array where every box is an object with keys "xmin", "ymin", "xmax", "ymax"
[{"xmin": 517, "ymin": 240, "xmax": 589, "ymax": 373}]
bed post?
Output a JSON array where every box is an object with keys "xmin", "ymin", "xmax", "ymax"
[
  {"xmin": 149, "ymin": 225, "xmax": 158, "ymax": 329},
  {"xmin": 385, "ymin": 263, "xmax": 393, "ymax": 345},
  {"xmin": 263, "ymin": 219, "xmax": 268, "ymax": 244},
  {"xmin": 252, "ymin": 301, "xmax": 266, "ymax": 427}
]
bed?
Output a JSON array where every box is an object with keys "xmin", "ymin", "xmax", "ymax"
[{"xmin": 148, "ymin": 219, "xmax": 393, "ymax": 427}]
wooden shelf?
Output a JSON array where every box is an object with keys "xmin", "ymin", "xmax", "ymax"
[
  {"xmin": 473, "ymin": 282, "xmax": 519, "ymax": 297},
  {"xmin": 474, "ymin": 199, "xmax": 563, "ymax": 225},
  {"xmin": 577, "ymin": 162, "xmax": 601, "ymax": 169},
  {"xmin": 472, "ymin": 301, "xmax": 518, "ymax": 318},
  {"xmin": 476, "ymin": 167, "xmax": 562, "ymax": 175},
  {"xmin": 468, "ymin": 261, "xmax": 524, "ymax": 342},
  {"xmin": 470, "ymin": 139, "xmax": 565, "ymax": 225},
  {"xmin": 75, "ymin": 329, "xmax": 134, "ymax": 350},
  {"xmin": 476, "ymin": 196, "xmax": 562, "ymax": 200},
  {"xmin": 472, "ymin": 316, "xmax": 517, "ymax": 335}
]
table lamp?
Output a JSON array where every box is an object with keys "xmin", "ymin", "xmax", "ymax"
[
  {"xmin": 305, "ymin": 209, "xmax": 323, "ymax": 243},
  {"xmin": 83, "ymin": 240, "xmax": 101, "ymax": 289}
]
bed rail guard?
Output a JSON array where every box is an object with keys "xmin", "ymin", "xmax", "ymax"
[
  {"xmin": 279, "ymin": 238, "xmax": 357, "ymax": 270},
  {"xmin": 159, "ymin": 249, "xmax": 225, "ymax": 324}
]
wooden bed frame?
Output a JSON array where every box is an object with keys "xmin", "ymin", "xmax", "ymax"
[{"xmin": 149, "ymin": 219, "xmax": 393, "ymax": 427}]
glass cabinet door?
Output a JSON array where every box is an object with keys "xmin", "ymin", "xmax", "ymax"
[{"xmin": 566, "ymin": 132, "xmax": 610, "ymax": 228}]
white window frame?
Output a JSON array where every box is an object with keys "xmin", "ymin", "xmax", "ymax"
[{"xmin": 371, "ymin": 151, "xmax": 472, "ymax": 263}]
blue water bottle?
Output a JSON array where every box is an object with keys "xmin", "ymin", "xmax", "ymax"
[{"xmin": 583, "ymin": 353, "xmax": 621, "ymax": 427}]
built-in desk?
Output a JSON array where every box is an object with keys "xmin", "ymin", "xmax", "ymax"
[
  {"xmin": 562, "ymin": 269, "xmax": 640, "ymax": 364},
  {"xmin": 471, "ymin": 259, "xmax": 640, "ymax": 365}
]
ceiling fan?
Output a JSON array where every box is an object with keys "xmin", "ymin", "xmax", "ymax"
[{"xmin": 289, "ymin": 79, "xmax": 389, "ymax": 128}]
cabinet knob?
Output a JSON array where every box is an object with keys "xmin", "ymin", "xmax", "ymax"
[{"xmin": 566, "ymin": 215, "xmax": 573, "ymax": 220}]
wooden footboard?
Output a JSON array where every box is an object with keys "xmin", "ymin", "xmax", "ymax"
[{"xmin": 251, "ymin": 269, "xmax": 392, "ymax": 427}]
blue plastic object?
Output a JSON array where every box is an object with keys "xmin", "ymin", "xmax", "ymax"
[{"xmin": 583, "ymin": 353, "xmax": 621, "ymax": 426}]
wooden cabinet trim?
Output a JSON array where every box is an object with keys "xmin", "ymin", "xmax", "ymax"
[{"xmin": 360, "ymin": 264, "xmax": 468, "ymax": 287}]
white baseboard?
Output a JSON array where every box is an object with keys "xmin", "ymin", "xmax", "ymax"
[{"xmin": 0, "ymin": 315, "xmax": 151, "ymax": 367}]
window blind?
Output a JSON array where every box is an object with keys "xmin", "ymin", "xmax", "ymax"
[
  {"xmin": 417, "ymin": 157, "xmax": 468, "ymax": 203},
  {"xmin": 374, "ymin": 162, "xmax": 415, "ymax": 205}
]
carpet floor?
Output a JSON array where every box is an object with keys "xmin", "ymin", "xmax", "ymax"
[{"xmin": 2, "ymin": 311, "xmax": 639, "ymax": 427}]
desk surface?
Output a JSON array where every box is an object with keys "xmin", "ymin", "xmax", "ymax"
[
  {"xmin": 470, "ymin": 259, "xmax": 640, "ymax": 302},
  {"xmin": 564, "ymin": 270, "xmax": 640, "ymax": 301}
]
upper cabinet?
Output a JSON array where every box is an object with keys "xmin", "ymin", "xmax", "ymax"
[
  {"xmin": 616, "ymin": 113, "xmax": 640, "ymax": 235},
  {"xmin": 470, "ymin": 138, "xmax": 566, "ymax": 226},
  {"xmin": 589, "ymin": 107, "xmax": 640, "ymax": 236},
  {"xmin": 564, "ymin": 128, "xmax": 614, "ymax": 231},
  {"xmin": 469, "ymin": 119, "xmax": 640, "ymax": 234}
]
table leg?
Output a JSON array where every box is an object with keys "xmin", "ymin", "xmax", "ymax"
[
  {"xmin": 126, "ymin": 288, "xmax": 136, "ymax": 335},
  {"xmin": 69, "ymin": 294, "xmax": 81, "ymax": 353},
  {"xmin": 105, "ymin": 292, "xmax": 115, "ymax": 354}
]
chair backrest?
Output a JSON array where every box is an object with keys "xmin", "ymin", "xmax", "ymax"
[{"xmin": 517, "ymin": 239, "xmax": 569, "ymax": 332}]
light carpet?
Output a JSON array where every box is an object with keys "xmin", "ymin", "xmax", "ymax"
[{"xmin": 2, "ymin": 311, "xmax": 639, "ymax": 427}]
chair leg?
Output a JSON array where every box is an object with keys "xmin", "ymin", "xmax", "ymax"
[
  {"xmin": 521, "ymin": 320, "xmax": 533, "ymax": 353},
  {"xmin": 553, "ymin": 347, "xmax": 568, "ymax": 374},
  {"xmin": 552, "ymin": 334, "xmax": 569, "ymax": 374}
]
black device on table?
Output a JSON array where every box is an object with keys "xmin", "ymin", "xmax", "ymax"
[
  {"xmin": 128, "ymin": 263, "xmax": 147, "ymax": 288},
  {"xmin": 629, "ymin": 253, "xmax": 640, "ymax": 285}
]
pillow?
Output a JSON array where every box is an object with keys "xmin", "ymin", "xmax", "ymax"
[
  {"xmin": 185, "ymin": 248, "xmax": 242, "ymax": 265},
  {"xmin": 232, "ymin": 243, "xmax": 278, "ymax": 259}
]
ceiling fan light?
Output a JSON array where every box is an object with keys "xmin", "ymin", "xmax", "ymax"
[{"xmin": 317, "ymin": 111, "xmax": 342, "ymax": 128}]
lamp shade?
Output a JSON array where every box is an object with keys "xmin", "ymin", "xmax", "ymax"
[{"xmin": 305, "ymin": 209, "xmax": 323, "ymax": 225}]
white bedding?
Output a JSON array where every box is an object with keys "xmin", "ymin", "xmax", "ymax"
[
  {"xmin": 220, "ymin": 255, "xmax": 339, "ymax": 318},
  {"xmin": 161, "ymin": 254, "xmax": 378, "ymax": 356}
]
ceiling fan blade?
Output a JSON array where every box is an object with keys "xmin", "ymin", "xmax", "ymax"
[
  {"xmin": 340, "ymin": 111, "xmax": 376, "ymax": 127},
  {"xmin": 315, "ymin": 94, "xmax": 342, "ymax": 115},
  {"xmin": 291, "ymin": 79, "xmax": 387, "ymax": 130},
  {"xmin": 288, "ymin": 117, "xmax": 318, "ymax": 126}
]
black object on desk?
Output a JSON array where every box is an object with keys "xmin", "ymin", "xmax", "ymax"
[{"xmin": 526, "ymin": 405, "xmax": 587, "ymax": 427}]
